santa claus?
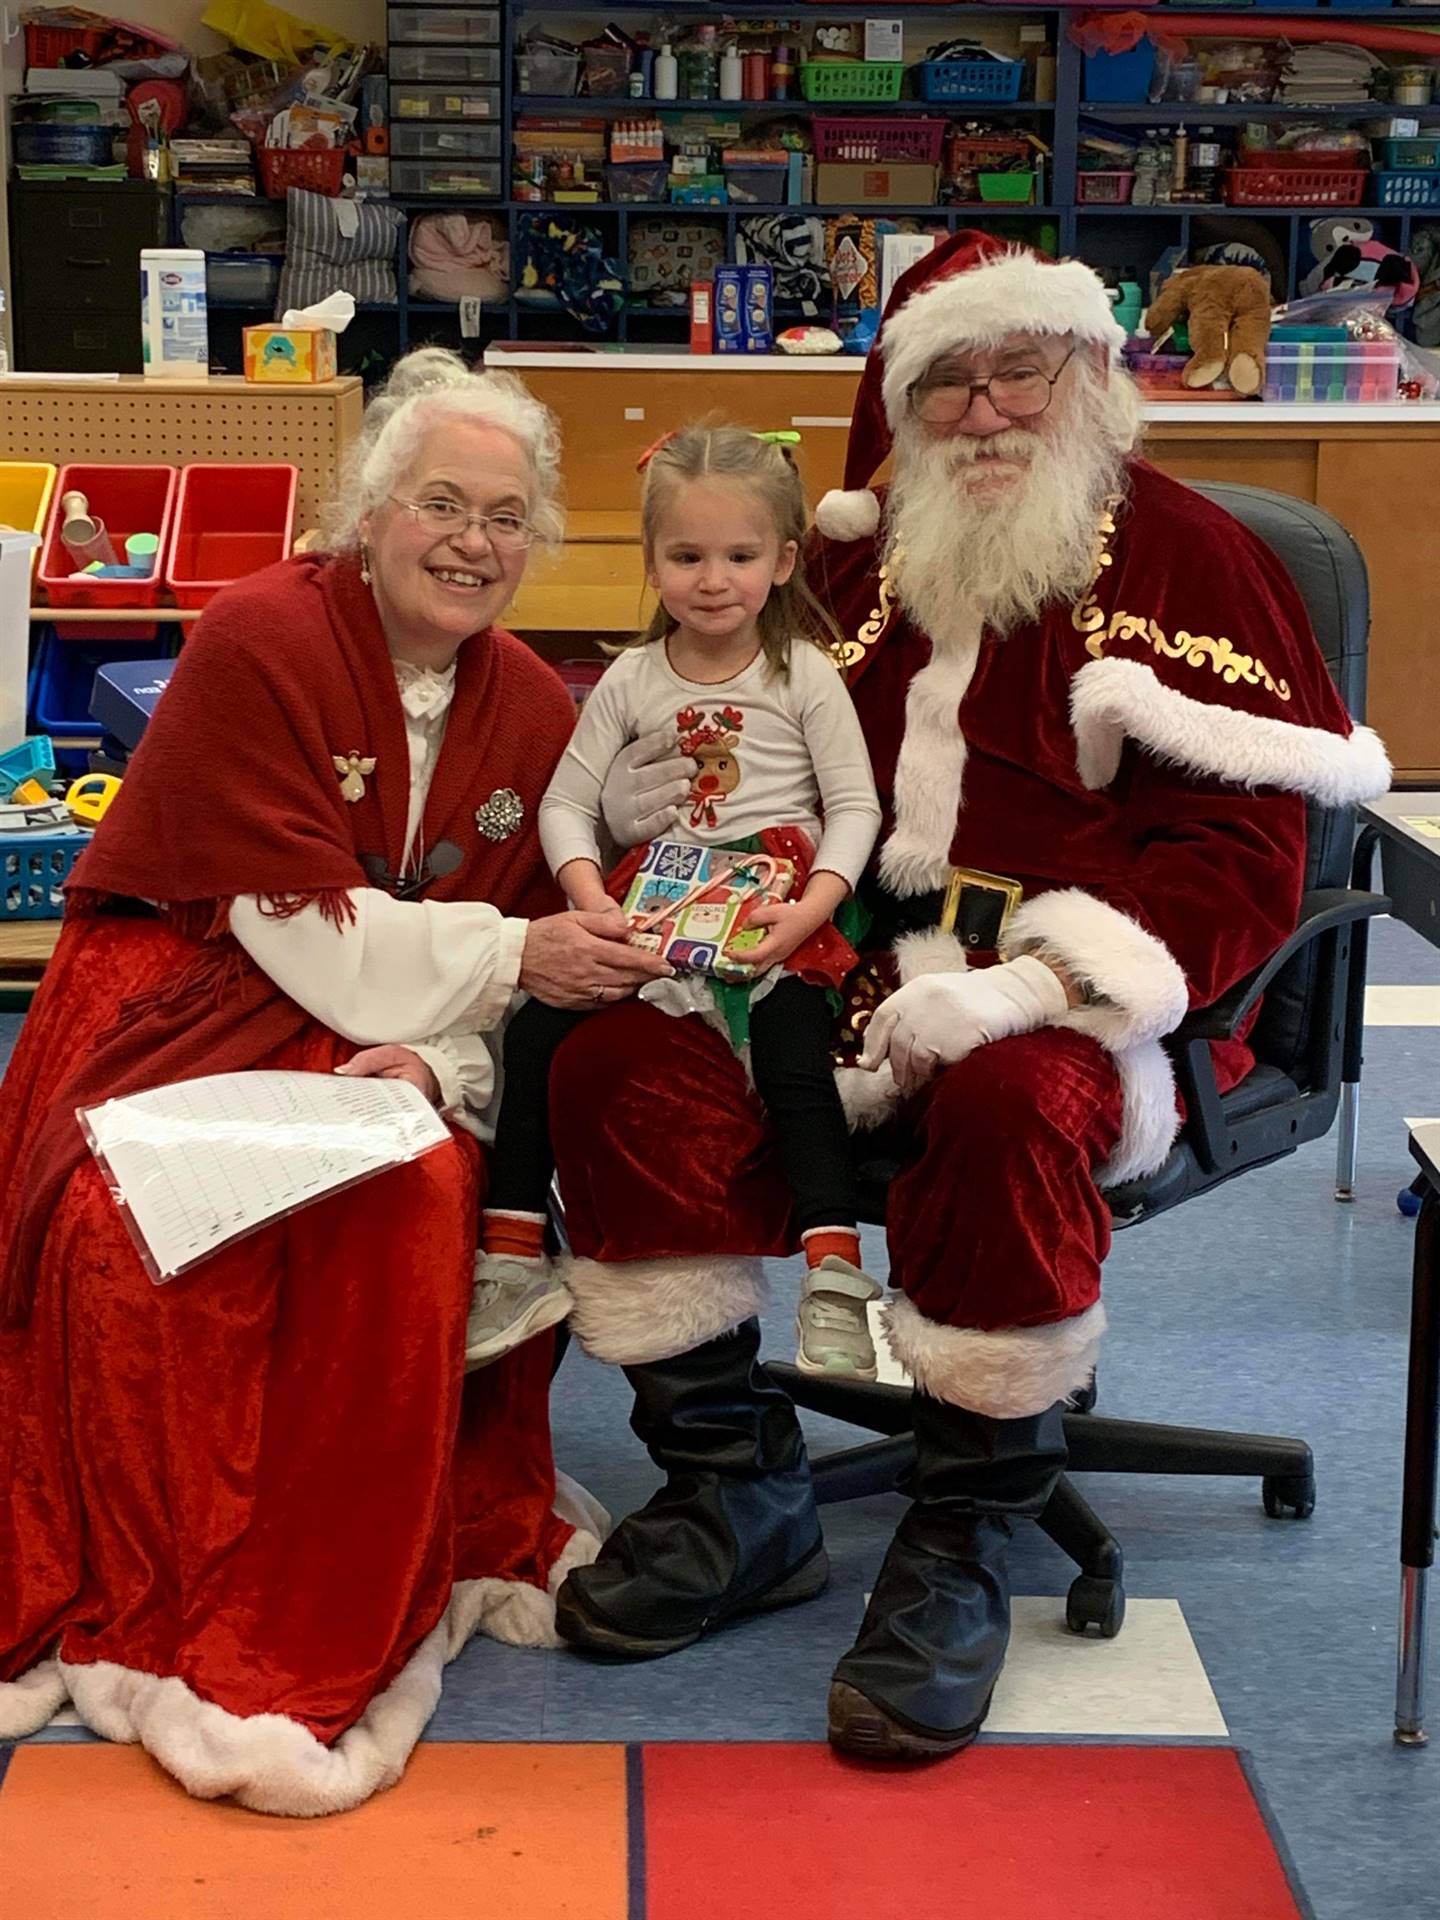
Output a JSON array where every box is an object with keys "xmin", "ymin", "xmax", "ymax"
[{"xmin": 546, "ymin": 232, "xmax": 1392, "ymax": 1758}]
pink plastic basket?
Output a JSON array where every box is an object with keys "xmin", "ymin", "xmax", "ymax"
[
  {"xmin": 1077, "ymin": 171, "xmax": 1135, "ymax": 204},
  {"xmin": 813, "ymin": 117, "xmax": 945, "ymax": 167}
]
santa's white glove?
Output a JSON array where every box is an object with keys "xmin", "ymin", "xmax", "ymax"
[
  {"xmin": 858, "ymin": 955, "xmax": 1071, "ymax": 1097},
  {"xmin": 600, "ymin": 728, "xmax": 694, "ymax": 848}
]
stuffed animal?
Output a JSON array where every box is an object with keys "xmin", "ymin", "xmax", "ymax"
[
  {"xmin": 1304, "ymin": 217, "xmax": 1421, "ymax": 312},
  {"xmin": 1143, "ymin": 263, "xmax": 1272, "ymax": 396}
]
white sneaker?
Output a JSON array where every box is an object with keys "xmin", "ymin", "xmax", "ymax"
[
  {"xmin": 794, "ymin": 1256, "xmax": 882, "ymax": 1381},
  {"xmin": 464, "ymin": 1254, "xmax": 573, "ymax": 1372}
]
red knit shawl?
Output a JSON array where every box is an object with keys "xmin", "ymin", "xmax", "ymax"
[{"xmin": 1, "ymin": 551, "xmax": 574, "ymax": 1322}]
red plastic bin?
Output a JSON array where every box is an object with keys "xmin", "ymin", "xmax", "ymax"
[
  {"xmin": 38, "ymin": 464, "xmax": 178, "ymax": 641},
  {"xmin": 813, "ymin": 117, "xmax": 946, "ymax": 166},
  {"xmin": 1225, "ymin": 166, "xmax": 1368, "ymax": 208},
  {"xmin": 166, "ymin": 464, "xmax": 298, "ymax": 609},
  {"xmin": 258, "ymin": 146, "xmax": 347, "ymax": 198}
]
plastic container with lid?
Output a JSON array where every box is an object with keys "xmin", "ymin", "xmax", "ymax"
[{"xmin": 139, "ymin": 248, "xmax": 207, "ymax": 380}]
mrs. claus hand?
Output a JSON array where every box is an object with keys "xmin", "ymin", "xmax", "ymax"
[
  {"xmin": 335, "ymin": 1045, "xmax": 442, "ymax": 1105},
  {"xmin": 857, "ymin": 957, "xmax": 1071, "ymax": 1097}
]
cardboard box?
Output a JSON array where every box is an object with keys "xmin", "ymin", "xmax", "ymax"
[
  {"xmin": 816, "ymin": 161, "xmax": 938, "ymax": 206},
  {"xmin": 243, "ymin": 325, "xmax": 338, "ymax": 384},
  {"xmin": 714, "ymin": 264, "xmax": 774, "ymax": 353},
  {"xmin": 690, "ymin": 280, "xmax": 712, "ymax": 353}
]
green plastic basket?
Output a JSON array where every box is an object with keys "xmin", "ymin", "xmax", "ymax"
[
  {"xmin": 799, "ymin": 61, "xmax": 904, "ymax": 103},
  {"xmin": 978, "ymin": 171, "xmax": 1037, "ymax": 204}
]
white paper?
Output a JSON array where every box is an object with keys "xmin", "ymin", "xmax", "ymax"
[
  {"xmin": 280, "ymin": 290, "xmax": 356, "ymax": 334},
  {"xmin": 80, "ymin": 1070, "xmax": 450, "ymax": 1280}
]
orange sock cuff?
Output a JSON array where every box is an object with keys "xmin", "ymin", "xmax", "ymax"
[
  {"xmin": 802, "ymin": 1226, "xmax": 862, "ymax": 1270},
  {"xmin": 482, "ymin": 1210, "xmax": 548, "ymax": 1261}
]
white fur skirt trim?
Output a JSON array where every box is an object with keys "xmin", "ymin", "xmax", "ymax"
[{"xmin": 883, "ymin": 1293, "xmax": 1107, "ymax": 1420}]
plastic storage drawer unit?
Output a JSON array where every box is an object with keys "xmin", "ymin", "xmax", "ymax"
[
  {"xmin": 38, "ymin": 463, "xmax": 178, "ymax": 640},
  {"xmin": 390, "ymin": 160, "xmax": 502, "ymax": 196},
  {"xmin": 389, "ymin": 6, "xmax": 498, "ymax": 43},
  {"xmin": 390, "ymin": 123, "xmax": 501, "ymax": 159},
  {"xmin": 166, "ymin": 463, "xmax": 298, "ymax": 609},
  {"xmin": 391, "ymin": 83, "xmax": 500, "ymax": 120},
  {"xmin": 389, "ymin": 47, "xmax": 501, "ymax": 84}
]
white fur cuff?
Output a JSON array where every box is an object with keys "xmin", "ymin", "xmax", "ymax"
[
  {"xmin": 1071, "ymin": 657, "xmax": 1391, "ymax": 806},
  {"xmin": 1003, "ymin": 887, "xmax": 1189, "ymax": 1052},
  {"xmin": 560, "ymin": 1253, "xmax": 767, "ymax": 1365},
  {"xmin": 883, "ymin": 1293, "xmax": 1106, "ymax": 1419}
]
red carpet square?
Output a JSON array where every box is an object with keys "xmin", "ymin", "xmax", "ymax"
[{"xmin": 641, "ymin": 1742, "xmax": 1305, "ymax": 1920}]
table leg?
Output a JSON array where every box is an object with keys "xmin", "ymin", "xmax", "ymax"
[
  {"xmin": 1337, "ymin": 826, "xmax": 1380, "ymax": 1203},
  {"xmin": 1396, "ymin": 1186, "xmax": 1440, "ymax": 1746}
]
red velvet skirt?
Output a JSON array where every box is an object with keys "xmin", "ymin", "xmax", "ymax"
[{"xmin": 0, "ymin": 915, "xmax": 573, "ymax": 1745}]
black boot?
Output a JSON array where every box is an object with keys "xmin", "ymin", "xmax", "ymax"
[
  {"xmin": 555, "ymin": 1319, "xmax": 828, "ymax": 1658},
  {"xmin": 828, "ymin": 1393, "xmax": 1067, "ymax": 1761}
]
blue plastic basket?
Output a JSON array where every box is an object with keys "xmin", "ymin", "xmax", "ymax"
[
  {"xmin": 1374, "ymin": 169, "xmax": 1440, "ymax": 208},
  {"xmin": 12, "ymin": 124, "xmax": 115, "ymax": 167},
  {"xmin": 918, "ymin": 58, "xmax": 1024, "ymax": 105},
  {"xmin": 1379, "ymin": 138, "xmax": 1440, "ymax": 172},
  {"xmin": 1, "ymin": 829, "xmax": 91, "ymax": 920},
  {"xmin": 29, "ymin": 633, "xmax": 171, "ymax": 772}
]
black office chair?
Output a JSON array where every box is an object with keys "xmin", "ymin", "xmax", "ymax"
[{"xmin": 767, "ymin": 483, "xmax": 1390, "ymax": 1640}]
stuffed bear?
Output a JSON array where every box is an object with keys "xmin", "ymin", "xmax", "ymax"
[{"xmin": 1143, "ymin": 263, "xmax": 1272, "ymax": 396}]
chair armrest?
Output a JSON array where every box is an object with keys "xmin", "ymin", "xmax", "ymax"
[{"xmin": 1173, "ymin": 887, "xmax": 1389, "ymax": 1044}]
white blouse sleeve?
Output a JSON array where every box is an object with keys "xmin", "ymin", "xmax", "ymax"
[
  {"xmin": 230, "ymin": 889, "xmax": 528, "ymax": 1044},
  {"xmin": 406, "ymin": 1029, "xmax": 497, "ymax": 1130},
  {"xmin": 796, "ymin": 648, "xmax": 882, "ymax": 889}
]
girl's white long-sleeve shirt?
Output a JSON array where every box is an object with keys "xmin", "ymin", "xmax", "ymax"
[
  {"xmin": 229, "ymin": 659, "xmax": 526, "ymax": 1136},
  {"xmin": 539, "ymin": 637, "xmax": 881, "ymax": 889}
]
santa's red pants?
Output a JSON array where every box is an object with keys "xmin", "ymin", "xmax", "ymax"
[{"xmin": 551, "ymin": 1002, "xmax": 1126, "ymax": 1412}]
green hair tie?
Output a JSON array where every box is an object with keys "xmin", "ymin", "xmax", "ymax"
[{"xmin": 752, "ymin": 430, "xmax": 801, "ymax": 446}]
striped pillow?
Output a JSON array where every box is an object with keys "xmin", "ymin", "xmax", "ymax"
[{"xmin": 274, "ymin": 189, "xmax": 403, "ymax": 318}]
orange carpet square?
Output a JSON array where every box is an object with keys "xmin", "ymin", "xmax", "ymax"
[
  {"xmin": 642, "ymin": 1742, "xmax": 1306, "ymax": 1920},
  {"xmin": 0, "ymin": 1740, "xmax": 629, "ymax": 1920}
]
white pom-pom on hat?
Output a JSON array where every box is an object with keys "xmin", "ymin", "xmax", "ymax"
[{"xmin": 815, "ymin": 488, "xmax": 881, "ymax": 542}]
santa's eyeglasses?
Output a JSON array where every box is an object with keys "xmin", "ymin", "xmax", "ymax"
[{"xmin": 908, "ymin": 345, "xmax": 1076, "ymax": 426}]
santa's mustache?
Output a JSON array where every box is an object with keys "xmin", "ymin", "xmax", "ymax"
[{"xmin": 936, "ymin": 428, "xmax": 1040, "ymax": 469}]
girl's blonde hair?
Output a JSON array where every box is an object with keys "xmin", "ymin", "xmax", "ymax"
[
  {"xmin": 629, "ymin": 426, "xmax": 841, "ymax": 671},
  {"xmin": 326, "ymin": 346, "xmax": 565, "ymax": 554}
]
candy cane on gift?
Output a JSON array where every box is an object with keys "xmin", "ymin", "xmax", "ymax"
[{"xmin": 626, "ymin": 854, "xmax": 782, "ymax": 936}]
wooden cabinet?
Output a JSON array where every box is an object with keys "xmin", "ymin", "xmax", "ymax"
[{"xmin": 495, "ymin": 355, "xmax": 1440, "ymax": 782}]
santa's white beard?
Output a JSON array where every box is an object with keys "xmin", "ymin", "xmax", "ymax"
[{"xmin": 884, "ymin": 388, "xmax": 1133, "ymax": 647}]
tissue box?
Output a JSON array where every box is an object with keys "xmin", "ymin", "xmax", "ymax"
[{"xmin": 243, "ymin": 325, "xmax": 338, "ymax": 384}]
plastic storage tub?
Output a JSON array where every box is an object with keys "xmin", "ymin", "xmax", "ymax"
[
  {"xmin": 390, "ymin": 6, "xmax": 499, "ymax": 43},
  {"xmin": 1078, "ymin": 170, "xmax": 1137, "ymax": 204},
  {"xmin": 1379, "ymin": 137, "xmax": 1440, "ymax": 169},
  {"xmin": 814, "ymin": 117, "xmax": 946, "ymax": 165},
  {"xmin": 917, "ymin": 58, "xmax": 1024, "ymax": 104},
  {"xmin": 205, "ymin": 253, "xmax": 281, "ymax": 306},
  {"xmin": 799, "ymin": 62, "xmax": 904, "ymax": 103},
  {"xmin": 1373, "ymin": 169, "xmax": 1440, "ymax": 207},
  {"xmin": 12, "ymin": 125, "xmax": 115, "ymax": 167},
  {"xmin": 724, "ymin": 164, "xmax": 788, "ymax": 205},
  {"xmin": 390, "ymin": 159, "xmax": 502, "ymax": 196},
  {"xmin": 38, "ymin": 464, "xmax": 178, "ymax": 641},
  {"xmin": 165, "ymin": 464, "xmax": 297, "ymax": 610},
  {"xmin": 390, "ymin": 123, "xmax": 501, "ymax": 159},
  {"xmin": 392, "ymin": 83, "xmax": 500, "ymax": 120},
  {"xmin": 0, "ymin": 463, "xmax": 57, "ymax": 576},
  {"xmin": 389, "ymin": 47, "xmax": 501, "ymax": 84},
  {"xmin": 1263, "ymin": 338, "xmax": 1400, "ymax": 404},
  {"xmin": 1083, "ymin": 43, "xmax": 1157, "ymax": 104},
  {"xmin": 0, "ymin": 828, "xmax": 91, "ymax": 920},
  {"xmin": 517, "ymin": 48, "xmax": 581, "ymax": 95},
  {"xmin": 1225, "ymin": 165, "xmax": 1368, "ymax": 206},
  {"xmin": 29, "ymin": 633, "xmax": 174, "ymax": 771}
]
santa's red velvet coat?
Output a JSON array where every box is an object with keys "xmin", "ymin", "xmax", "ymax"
[{"xmin": 549, "ymin": 460, "xmax": 1389, "ymax": 1417}]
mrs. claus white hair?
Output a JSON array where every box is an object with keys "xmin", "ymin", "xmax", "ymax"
[{"xmin": 327, "ymin": 347, "xmax": 565, "ymax": 552}]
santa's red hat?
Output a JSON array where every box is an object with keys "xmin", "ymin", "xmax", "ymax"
[{"xmin": 815, "ymin": 230, "xmax": 1126, "ymax": 543}]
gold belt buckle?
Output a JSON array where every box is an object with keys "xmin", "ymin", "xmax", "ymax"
[{"xmin": 939, "ymin": 866, "xmax": 1024, "ymax": 951}]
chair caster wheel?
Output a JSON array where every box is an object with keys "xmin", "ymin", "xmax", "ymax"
[
  {"xmin": 1065, "ymin": 1574, "xmax": 1125, "ymax": 1639},
  {"xmin": 1263, "ymin": 1471, "xmax": 1316, "ymax": 1519},
  {"xmin": 1399, "ymin": 1187, "xmax": 1423, "ymax": 1218},
  {"xmin": 1070, "ymin": 1374, "xmax": 1098, "ymax": 1416}
]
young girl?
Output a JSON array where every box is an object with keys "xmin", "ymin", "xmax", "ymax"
[{"xmin": 464, "ymin": 427, "xmax": 883, "ymax": 1380}]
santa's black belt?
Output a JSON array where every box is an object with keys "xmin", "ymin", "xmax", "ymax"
[{"xmin": 870, "ymin": 867, "xmax": 1024, "ymax": 955}]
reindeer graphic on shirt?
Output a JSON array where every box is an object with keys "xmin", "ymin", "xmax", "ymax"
[{"xmin": 676, "ymin": 705, "xmax": 745, "ymax": 830}]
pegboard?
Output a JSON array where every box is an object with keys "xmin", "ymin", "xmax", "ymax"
[{"xmin": 0, "ymin": 377, "xmax": 365, "ymax": 534}]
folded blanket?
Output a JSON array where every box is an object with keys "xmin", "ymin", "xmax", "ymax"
[{"xmin": 409, "ymin": 213, "xmax": 510, "ymax": 305}]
